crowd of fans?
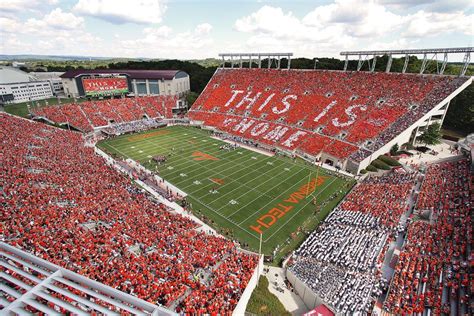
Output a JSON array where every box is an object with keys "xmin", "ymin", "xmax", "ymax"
[
  {"xmin": 189, "ymin": 69, "xmax": 467, "ymax": 161},
  {"xmin": 32, "ymin": 96, "xmax": 178, "ymax": 132},
  {"xmin": 0, "ymin": 113, "xmax": 257, "ymax": 314},
  {"xmin": 338, "ymin": 171, "xmax": 417, "ymax": 230},
  {"xmin": 290, "ymin": 258, "xmax": 386, "ymax": 314},
  {"xmin": 384, "ymin": 159, "xmax": 472, "ymax": 315},
  {"xmin": 102, "ymin": 118, "xmax": 166, "ymax": 136},
  {"xmin": 297, "ymin": 211, "xmax": 388, "ymax": 273},
  {"xmin": 289, "ymin": 171, "xmax": 418, "ymax": 314}
]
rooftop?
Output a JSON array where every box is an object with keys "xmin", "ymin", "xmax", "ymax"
[{"xmin": 60, "ymin": 69, "xmax": 185, "ymax": 80}]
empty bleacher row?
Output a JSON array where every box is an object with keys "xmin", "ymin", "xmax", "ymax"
[
  {"xmin": 0, "ymin": 113, "xmax": 258, "ymax": 314},
  {"xmin": 288, "ymin": 171, "xmax": 417, "ymax": 314},
  {"xmin": 32, "ymin": 96, "xmax": 178, "ymax": 132},
  {"xmin": 384, "ymin": 159, "xmax": 472, "ymax": 315},
  {"xmin": 189, "ymin": 69, "xmax": 467, "ymax": 161}
]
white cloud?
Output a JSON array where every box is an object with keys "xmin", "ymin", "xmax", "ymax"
[
  {"xmin": 0, "ymin": 16, "xmax": 21, "ymax": 33},
  {"xmin": 233, "ymin": 1, "xmax": 473, "ymax": 57},
  {"xmin": 0, "ymin": 8, "xmax": 102, "ymax": 56},
  {"xmin": 380, "ymin": 0, "xmax": 473, "ymax": 12},
  {"xmin": 403, "ymin": 10, "xmax": 474, "ymax": 37},
  {"xmin": 1, "ymin": 34, "xmax": 33, "ymax": 53},
  {"xmin": 118, "ymin": 23, "xmax": 214, "ymax": 59},
  {"xmin": 235, "ymin": 6, "xmax": 303, "ymax": 35},
  {"xmin": 0, "ymin": 0, "xmax": 63, "ymax": 16},
  {"xmin": 25, "ymin": 8, "xmax": 84, "ymax": 31},
  {"xmin": 303, "ymin": 1, "xmax": 404, "ymax": 37},
  {"xmin": 0, "ymin": 0, "xmax": 472, "ymax": 59},
  {"xmin": 74, "ymin": 0, "xmax": 167, "ymax": 24},
  {"xmin": 1, "ymin": 0, "xmax": 40, "ymax": 12}
]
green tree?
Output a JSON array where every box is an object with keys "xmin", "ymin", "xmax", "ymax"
[
  {"xmin": 443, "ymin": 84, "xmax": 474, "ymax": 135},
  {"xmin": 419, "ymin": 122, "xmax": 442, "ymax": 146},
  {"xmin": 390, "ymin": 143, "xmax": 399, "ymax": 155},
  {"xmin": 185, "ymin": 91, "xmax": 199, "ymax": 107}
]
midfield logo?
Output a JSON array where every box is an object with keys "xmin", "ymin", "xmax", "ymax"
[
  {"xmin": 210, "ymin": 178, "xmax": 225, "ymax": 185},
  {"xmin": 192, "ymin": 151, "xmax": 220, "ymax": 161}
]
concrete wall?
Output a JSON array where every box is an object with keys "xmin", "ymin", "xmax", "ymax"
[
  {"xmin": 233, "ymin": 254, "xmax": 264, "ymax": 316},
  {"xmin": 287, "ymin": 268, "xmax": 322, "ymax": 310},
  {"xmin": 286, "ymin": 269, "xmax": 338, "ymax": 315},
  {"xmin": 62, "ymin": 78, "xmax": 80, "ymax": 98},
  {"xmin": 131, "ymin": 76, "xmax": 190, "ymax": 97}
]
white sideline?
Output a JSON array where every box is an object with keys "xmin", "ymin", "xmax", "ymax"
[{"xmin": 212, "ymin": 136, "xmax": 275, "ymax": 157}]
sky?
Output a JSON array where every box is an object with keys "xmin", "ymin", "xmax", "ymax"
[{"xmin": 0, "ymin": 0, "xmax": 473, "ymax": 60}]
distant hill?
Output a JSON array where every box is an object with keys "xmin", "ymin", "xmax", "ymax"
[
  {"xmin": 0, "ymin": 54, "xmax": 119, "ymax": 61},
  {"xmin": 0, "ymin": 54, "xmax": 222, "ymax": 66}
]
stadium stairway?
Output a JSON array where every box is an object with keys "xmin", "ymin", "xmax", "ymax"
[{"xmin": 77, "ymin": 105, "xmax": 94, "ymax": 130}]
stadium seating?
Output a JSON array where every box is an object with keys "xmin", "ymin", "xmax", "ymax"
[
  {"xmin": 0, "ymin": 113, "xmax": 257, "ymax": 314},
  {"xmin": 189, "ymin": 69, "xmax": 466, "ymax": 161},
  {"xmin": 384, "ymin": 159, "xmax": 471, "ymax": 315},
  {"xmin": 338, "ymin": 172, "xmax": 417, "ymax": 229},
  {"xmin": 32, "ymin": 96, "xmax": 178, "ymax": 132},
  {"xmin": 289, "ymin": 171, "xmax": 417, "ymax": 314}
]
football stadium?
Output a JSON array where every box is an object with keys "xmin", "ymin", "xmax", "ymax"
[{"xmin": 0, "ymin": 3, "xmax": 473, "ymax": 314}]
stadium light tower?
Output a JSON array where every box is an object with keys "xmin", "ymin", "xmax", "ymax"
[
  {"xmin": 219, "ymin": 53, "xmax": 293, "ymax": 70},
  {"xmin": 340, "ymin": 47, "xmax": 474, "ymax": 76}
]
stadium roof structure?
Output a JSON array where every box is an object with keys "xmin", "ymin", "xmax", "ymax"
[
  {"xmin": 0, "ymin": 66, "xmax": 38, "ymax": 85},
  {"xmin": 0, "ymin": 242, "xmax": 176, "ymax": 316},
  {"xmin": 219, "ymin": 52, "xmax": 293, "ymax": 69},
  {"xmin": 340, "ymin": 47, "xmax": 474, "ymax": 76},
  {"xmin": 60, "ymin": 69, "xmax": 185, "ymax": 80}
]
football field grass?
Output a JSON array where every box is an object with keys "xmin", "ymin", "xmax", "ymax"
[{"xmin": 98, "ymin": 126, "xmax": 353, "ymax": 259}]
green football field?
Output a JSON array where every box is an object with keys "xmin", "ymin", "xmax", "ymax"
[{"xmin": 98, "ymin": 125, "xmax": 353, "ymax": 258}]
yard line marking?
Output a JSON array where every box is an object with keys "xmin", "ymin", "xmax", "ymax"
[
  {"xmin": 123, "ymin": 130, "xmax": 257, "ymax": 172},
  {"xmin": 104, "ymin": 142, "xmax": 134, "ymax": 159},
  {"xmin": 161, "ymin": 135, "xmax": 276, "ymax": 183},
  {"xmin": 262, "ymin": 177, "xmax": 338, "ymax": 243},
  {"xmin": 189, "ymin": 196, "xmax": 260, "ymax": 240},
  {"xmin": 120, "ymin": 132, "xmax": 256, "ymax": 175},
  {"xmin": 235, "ymin": 169, "xmax": 334, "ymax": 225},
  {"xmin": 167, "ymin": 149, "xmax": 264, "ymax": 186},
  {"xmin": 227, "ymin": 167, "xmax": 307, "ymax": 220},
  {"xmin": 175, "ymin": 125, "xmax": 335, "ymax": 178},
  {"xmin": 207, "ymin": 160, "xmax": 294, "ymax": 205},
  {"xmin": 128, "ymin": 134, "xmax": 277, "ymax": 197},
  {"xmin": 179, "ymin": 154, "xmax": 280, "ymax": 196}
]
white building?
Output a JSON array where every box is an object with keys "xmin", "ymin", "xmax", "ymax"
[
  {"xmin": 60, "ymin": 69, "xmax": 190, "ymax": 98},
  {"xmin": 30, "ymin": 72, "xmax": 65, "ymax": 96},
  {"xmin": 0, "ymin": 67, "xmax": 54, "ymax": 104}
]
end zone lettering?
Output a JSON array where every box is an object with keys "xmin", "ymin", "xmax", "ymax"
[{"xmin": 250, "ymin": 176, "xmax": 328, "ymax": 234}]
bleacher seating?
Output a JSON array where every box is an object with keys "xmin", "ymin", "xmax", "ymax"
[
  {"xmin": 289, "ymin": 171, "xmax": 417, "ymax": 314},
  {"xmin": 383, "ymin": 159, "xmax": 471, "ymax": 315},
  {"xmin": 32, "ymin": 96, "xmax": 178, "ymax": 132},
  {"xmin": 0, "ymin": 113, "xmax": 257, "ymax": 314},
  {"xmin": 189, "ymin": 69, "xmax": 466, "ymax": 161}
]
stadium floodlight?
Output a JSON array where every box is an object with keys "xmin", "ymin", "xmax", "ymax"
[
  {"xmin": 219, "ymin": 53, "xmax": 293, "ymax": 70},
  {"xmin": 340, "ymin": 47, "xmax": 474, "ymax": 75},
  {"xmin": 314, "ymin": 59, "xmax": 319, "ymax": 70}
]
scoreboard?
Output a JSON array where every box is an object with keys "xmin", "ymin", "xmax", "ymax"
[{"xmin": 82, "ymin": 76, "xmax": 128, "ymax": 96}]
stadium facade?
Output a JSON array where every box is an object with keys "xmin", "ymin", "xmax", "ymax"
[
  {"xmin": 60, "ymin": 69, "xmax": 190, "ymax": 98},
  {"xmin": 0, "ymin": 66, "xmax": 56, "ymax": 104}
]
